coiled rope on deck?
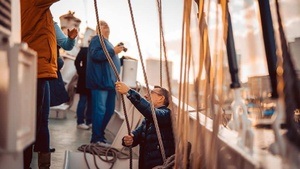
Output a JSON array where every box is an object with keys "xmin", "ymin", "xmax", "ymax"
[{"xmin": 78, "ymin": 143, "xmax": 131, "ymax": 169}]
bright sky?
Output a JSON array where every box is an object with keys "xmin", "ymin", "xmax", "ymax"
[
  {"xmin": 51, "ymin": 0, "xmax": 184, "ymax": 83},
  {"xmin": 51, "ymin": 0, "xmax": 300, "ymax": 83},
  {"xmin": 51, "ymin": 0, "xmax": 183, "ymax": 56}
]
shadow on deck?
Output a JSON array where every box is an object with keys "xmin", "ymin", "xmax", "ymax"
[{"xmin": 31, "ymin": 110, "xmax": 91, "ymax": 169}]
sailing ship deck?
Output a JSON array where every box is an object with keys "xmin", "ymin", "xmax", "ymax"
[
  {"xmin": 27, "ymin": 107, "xmax": 285, "ymax": 169},
  {"xmin": 30, "ymin": 110, "xmax": 90, "ymax": 169}
]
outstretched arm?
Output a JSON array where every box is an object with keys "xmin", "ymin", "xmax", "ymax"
[
  {"xmin": 54, "ymin": 22, "xmax": 77, "ymax": 50},
  {"xmin": 115, "ymin": 81, "xmax": 172, "ymax": 123}
]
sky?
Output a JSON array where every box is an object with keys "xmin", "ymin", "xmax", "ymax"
[
  {"xmin": 51, "ymin": 0, "xmax": 185, "ymax": 83},
  {"xmin": 50, "ymin": 0, "xmax": 300, "ymax": 83},
  {"xmin": 51, "ymin": 0, "xmax": 183, "ymax": 52}
]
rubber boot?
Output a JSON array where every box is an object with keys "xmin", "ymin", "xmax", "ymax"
[{"xmin": 38, "ymin": 152, "xmax": 51, "ymax": 169}]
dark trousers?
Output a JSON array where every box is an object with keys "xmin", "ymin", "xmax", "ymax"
[{"xmin": 23, "ymin": 79, "xmax": 50, "ymax": 168}]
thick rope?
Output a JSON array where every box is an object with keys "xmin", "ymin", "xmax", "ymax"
[
  {"xmin": 126, "ymin": 0, "xmax": 167, "ymax": 162},
  {"xmin": 92, "ymin": 1, "xmax": 133, "ymax": 168},
  {"xmin": 156, "ymin": 0, "xmax": 174, "ymax": 113},
  {"xmin": 155, "ymin": 1, "xmax": 179, "ymax": 167},
  {"xmin": 191, "ymin": 1, "xmax": 209, "ymax": 168},
  {"xmin": 175, "ymin": 0, "xmax": 193, "ymax": 168},
  {"xmin": 152, "ymin": 154, "xmax": 175, "ymax": 169}
]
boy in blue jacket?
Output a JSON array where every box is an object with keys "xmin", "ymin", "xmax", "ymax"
[{"xmin": 115, "ymin": 81, "xmax": 175, "ymax": 169}]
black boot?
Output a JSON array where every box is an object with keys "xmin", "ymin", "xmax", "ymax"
[{"xmin": 38, "ymin": 152, "xmax": 51, "ymax": 169}]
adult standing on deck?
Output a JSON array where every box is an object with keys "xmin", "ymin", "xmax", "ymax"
[
  {"xmin": 21, "ymin": 0, "xmax": 59, "ymax": 168},
  {"xmin": 75, "ymin": 45, "xmax": 92, "ymax": 130},
  {"xmin": 86, "ymin": 20, "xmax": 125, "ymax": 144}
]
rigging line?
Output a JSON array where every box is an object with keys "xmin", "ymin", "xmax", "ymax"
[
  {"xmin": 155, "ymin": 1, "xmax": 178, "ymax": 165},
  {"xmin": 158, "ymin": 0, "xmax": 163, "ymax": 87},
  {"xmin": 182, "ymin": 3, "xmax": 193, "ymax": 165},
  {"xmin": 184, "ymin": 22, "xmax": 193, "ymax": 168},
  {"xmin": 126, "ymin": 0, "xmax": 167, "ymax": 162},
  {"xmin": 176, "ymin": 0, "xmax": 193, "ymax": 168},
  {"xmin": 175, "ymin": 0, "xmax": 191, "ymax": 168},
  {"xmin": 198, "ymin": 1, "xmax": 217, "ymax": 167},
  {"xmin": 204, "ymin": 1, "xmax": 223, "ymax": 168},
  {"xmin": 157, "ymin": 0, "xmax": 177, "ymax": 164},
  {"xmin": 191, "ymin": 1, "xmax": 212, "ymax": 169},
  {"xmin": 156, "ymin": 0, "xmax": 175, "ymax": 125},
  {"xmin": 156, "ymin": 0, "xmax": 173, "ymax": 99},
  {"xmin": 192, "ymin": 1, "xmax": 209, "ymax": 168},
  {"xmin": 92, "ymin": 1, "xmax": 133, "ymax": 168},
  {"xmin": 207, "ymin": 12, "xmax": 219, "ymax": 169}
]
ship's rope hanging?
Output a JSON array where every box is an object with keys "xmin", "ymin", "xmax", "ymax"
[
  {"xmin": 77, "ymin": 1, "xmax": 134, "ymax": 169},
  {"xmin": 208, "ymin": 2, "xmax": 226, "ymax": 168},
  {"xmin": 174, "ymin": 0, "xmax": 210, "ymax": 168},
  {"xmin": 175, "ymin": 0, "xmax": 193, "ymax": 168},
  {"xmin": 126, "ymin": 0, "xmax": 168, "ymax": 163},
  {"xmin": 153, "ymin": 0, "xmax": 181, "ymax": 166},
  {"xmin": 190, "ymin": 0, "xmax": 210, "ymax": 167},
  {"xmin": 155, "ymin": 3, "xmax": 179, "ymax": 168},
  {"xmin": 156, "ymin": 0, "xmax": 174, "ymax": 102},
  {"xmin": 158, "ymin": 0, "xmax": 163, "ymax": 87},
  {"xmin": 154, "ymin": 1, "xmax": 179, "ymax": 167},
  {"xmin": 176, "ymin": 0, "xmax": 228, "ymax": 168}
]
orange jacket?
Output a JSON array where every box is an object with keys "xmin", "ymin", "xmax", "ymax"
[{"xmin": 21, "ymin": 0, "xmax": 59, "ymax": 79}]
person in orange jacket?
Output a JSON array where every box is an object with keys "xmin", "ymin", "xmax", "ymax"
[{"xmin": 20, "ymin": 0, "xmax": 60, "ymax": 168}]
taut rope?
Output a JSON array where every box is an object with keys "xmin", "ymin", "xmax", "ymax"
[
  {"xmin": 158, "ymin": 0, "xmax": 163, "ymax": 87},
  {"xmin": 92, "ymin": 0, "xmax": 133, "ymax": 168},
  {"xmin": 126, "ymin": 0, "xmax": 167, "ymax": 162},
  {"xmin": 155, "ymin": 0, "xmax": 176, "ymax": 166},
  {"xmin": 175, "ymin": 0, "xmax": 193, "ymax": 168}
]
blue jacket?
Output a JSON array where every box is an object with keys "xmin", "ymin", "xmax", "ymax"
[
  {"xmin": 86, "ymin": 35, "xmax": 121, "ymax": 90},
  {"xmin": 54, "ymin": 21, "xmax": 75, "ymax": 50},
  {"xmin": 122, "ymin": 89, "xmax": 175, "ymax": 169}
]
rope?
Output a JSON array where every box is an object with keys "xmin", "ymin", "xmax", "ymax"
[
  {"xmin": 126, "ymin": 0, "xmax": 167, "ymax": 162},
  {"xmin": 156, "ymin": 0, "xmax": 174, "ymax": 112},
  {"xmin": 155, "ymin": 1, "xmax": 178, "ymax": 166},
  {"xmin": 175, "ymin": 0, "xmax": 193, "ymax": 168},
  {"xmin": 152, "ymin": 154, "xmax": 175, "ymax": 169},
  {"xmin": 191, "ymin": 0, "xmax": 209, "ymax": 168},
  {"xmin": 78, "ymin": 143, "xmax": 132, "ymax": 169},
  {"xmin": 158, "ymin": 0, "xmax": 163, "ymax": 87},
  {"xmin": 92, "ymin": 1, "xmax": 133, "ymax": 168}
]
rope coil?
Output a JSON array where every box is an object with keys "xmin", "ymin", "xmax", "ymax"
[{"xmin": 78, "ymin": 143, "xmax": 132, "ymax": 169}]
